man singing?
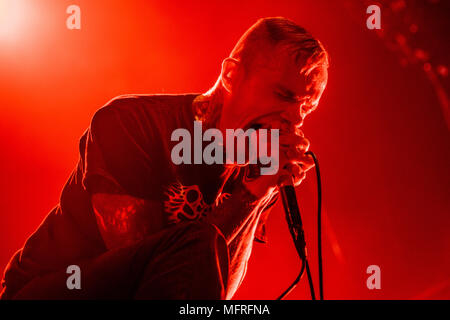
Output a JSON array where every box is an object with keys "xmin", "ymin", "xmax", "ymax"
[{"xmin": 1, "ymin": 17, "xmax": 328, "ymax": 299}]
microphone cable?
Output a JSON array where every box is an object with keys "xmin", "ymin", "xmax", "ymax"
[
  {"xmin": 276, "ymin": 150, "xmax": 323, "ymax": 301},
  {"xmin": 307, "ymin": 150, "xmax": 324, "ymax": 301}
]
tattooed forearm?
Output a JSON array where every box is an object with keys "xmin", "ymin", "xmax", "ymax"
[
  {"xmin": 203, "ymin": 183, "xmax": 260, "ymax": 244},
  {"xmin": 91, "ymin": 193, "xmax": 163, "ymax": 249}
]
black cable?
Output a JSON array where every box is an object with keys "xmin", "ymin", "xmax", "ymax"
[
  {"xmin": 305, "ymin": 260, "xmax": 316, "ymax": 300},
  {"xmin": 276, "ymin": 151, "xmax": 324, "ymax": 300},
  {"xmin": 276, "ymin": 259, "xmax": 305, "ymax": 300},
  {"xmin": 277, "ymin": 177, "xmax": 316, "ymax": 300},
  {"xmin": 306, "ymin": 151, "xmax": 324, "ymax": 300}
]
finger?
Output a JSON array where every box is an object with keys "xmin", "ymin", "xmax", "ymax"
[
  {"xmin": 279, "ymin": 134, "xmax": 310, "ymax": 151},
  {"xmin": 279, "ymin": 163, "xmax": 306, "ymax": 187},
  {"xmin": 285, "ymin": 163, "xmax": 304, "ymax": 186},
  {"xmin": 294, "ymin": 153, "xmax": 315, "ymax": 172},
  {"xmin": 296, "ymin": 152, "xmax": 315, "ymax": 172},
  {"xmin": 282, "ymin": 149, "xmax": 315, "ymax": 171},
  {"xmin": 295, "ymin": 127, "xmax": 305, "ymax": 138},
  {"xmin": 279, "ymin": 133, "xmax": 305, "ymax": 147}
]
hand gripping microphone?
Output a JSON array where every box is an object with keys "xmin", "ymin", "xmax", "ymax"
[{"xmin": 247, "ymin": 124, "xmax": 323, "ymax": 300}]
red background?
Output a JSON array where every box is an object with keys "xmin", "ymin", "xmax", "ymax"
[{"xmin": 0, "ymin": 0, "xmax": 449, "ymax": 299}]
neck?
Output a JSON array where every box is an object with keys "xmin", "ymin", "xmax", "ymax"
[{"xmin": 194, "ymin": 79, "xmax": 228, "ymax": 131}]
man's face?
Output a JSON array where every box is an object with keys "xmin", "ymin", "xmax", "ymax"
[{"xmin": 220, "ymin": 47, "xmax": 328, "ymax": 132}]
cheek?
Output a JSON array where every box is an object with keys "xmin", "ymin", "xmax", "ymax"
[
  {"xmin": 239, "ymin": 82, "xmax": 272, "ymax": 109},
  {"xmin": 232, "ymin": 77, "xmax": 277, "ymax": 121}
]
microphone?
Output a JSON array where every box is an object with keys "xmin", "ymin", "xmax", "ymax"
[
  {"xmin": 249, "ymin": 123, "xmax": 306, "ymax": 259},
  {"xmin": 279, "ymin": 182, "xmax": 307, "ymax": 260}
]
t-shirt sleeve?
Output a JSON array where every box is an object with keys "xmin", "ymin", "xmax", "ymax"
[{"xmin": 80, "ymin": 98, "xmax": 157, "ymax": 200}]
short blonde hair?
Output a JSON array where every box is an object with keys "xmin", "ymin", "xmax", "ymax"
[{"xmin": 230, "ymin": 17, "xmax": 329, "ymax": 75}]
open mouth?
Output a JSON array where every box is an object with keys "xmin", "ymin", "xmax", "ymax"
[{"xmin": 244, "ymin": 112, "xmax": 285, "ymax": 131}]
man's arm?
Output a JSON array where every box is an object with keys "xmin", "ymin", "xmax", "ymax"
[
  {"xmin": 202, "ymin": 183, "xmax": 269, "ymax": 245},
  {"xmin": 91, "ymin": 193, "xmax": 164, "ymax": 250},
  {"xmin": 92, "ymin": 185, "xmax": 264, "ymax": 251},
  {"xmin": 202, "ymin": 174, "xmax": 278, "ymax": 299}
]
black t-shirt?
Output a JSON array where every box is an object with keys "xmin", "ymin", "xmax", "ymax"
[{"xmin": 1, "ymin": 94, "xmax": 274, "ymax": 297}]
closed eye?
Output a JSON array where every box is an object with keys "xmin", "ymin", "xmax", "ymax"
[{"xmin": 275, "ymin": 91, "xmax": 299, "ymax": 103}]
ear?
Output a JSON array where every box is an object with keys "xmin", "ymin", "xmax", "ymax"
[{"xmin": 220, "ymin": 57, "xmax": 240, "ymax": 93}]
